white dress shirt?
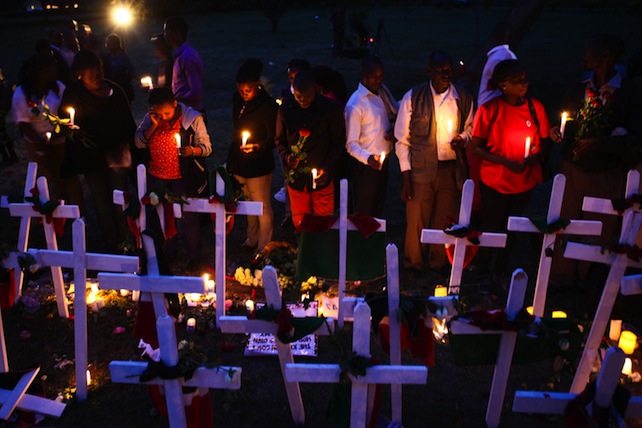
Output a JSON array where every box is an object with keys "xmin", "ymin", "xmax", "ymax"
[
  {"xmin": 394, "ymin": 83, "xmax": 473, "ymax": 173},
  {"xmin": 344, "ymin": 82, "xmax": 397, "ymax": 165},
  {"xmin": 478, "ymin": 44, "xmax": 517, "ymax": 107}
]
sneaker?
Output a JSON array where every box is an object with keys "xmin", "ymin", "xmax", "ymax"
[{"xmin": 274, "ymin": 187, "xmax": 287, "ymax": 203}]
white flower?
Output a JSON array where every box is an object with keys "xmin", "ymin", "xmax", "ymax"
[{"xmin": 149, "ymin": 192, "xmax": 160, "ymax": 206}]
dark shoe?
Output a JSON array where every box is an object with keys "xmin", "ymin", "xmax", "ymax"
[{"xmin": 280, "ymin": 216, "xmax": 293, "ymax": 228}]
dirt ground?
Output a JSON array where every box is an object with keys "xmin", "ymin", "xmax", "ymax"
[{"xmin": 1, "ymin": 3, "xmax": 642, "ymax": 428}]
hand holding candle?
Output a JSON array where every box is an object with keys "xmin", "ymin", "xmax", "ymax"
[
  {"xmin": 311, "ymin": 168, "xmax": 318, "ymax": 190},
  {"xmin": 241, "ymin": 130, "xmax": 250, "ymax": 149},
  {"xmin": 559, "ymin": 112, "xmax": 568, "ymax": 139},
  {"xmin": 67, "ymin": 107, "xmax": 75, "ymax": 127}
]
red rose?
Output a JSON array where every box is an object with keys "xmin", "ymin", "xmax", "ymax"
[
  {"xmin": 586, "ymin": 87, "xmax": 597, "ymax": 98},
  {"xmin": 27, "ymin": 100, "xmax": 37, "ymax": 108},
  {"xmin": 592, "ymin": 100, "xmax": 601, "ymax": 108},
  {"xmin": 140, "ymin": 195, "xmax": 150, "ymax": 205},
  {"xmin": 602, "ymin": 91, "xmax": 612, "ymax": 101},
  {"xmin": 299, "ymin": 128, "xmax": 311, "ymax": 138}
]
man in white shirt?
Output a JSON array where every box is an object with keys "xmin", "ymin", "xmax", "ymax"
[
  {"xmin": 478, "ymin": 21, "xmax": 516, "ymax": 107},
  {"xmin": 395, "ymin": 51, "xmax": 474, "ymax": 279},
  {"xmin": 344, "ymin": 55, "xmax": 398, "ymax": 217}
]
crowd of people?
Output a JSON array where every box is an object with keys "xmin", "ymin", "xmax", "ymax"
[{"xmin": 2, "ymin": 16, "xmax": 642, "ymax": 295}]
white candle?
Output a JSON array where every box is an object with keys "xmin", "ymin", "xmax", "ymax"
[
  {"xmin": 175, "ymin": 133, "xmax": 181, "ymax": 149},
  {"xmin": 140, "ymin": 76, "xmax": 153, "ymax": 90},
  {"xmin": 447, "ymin": 119, "xmax": 453, "ymax": 138},
  {"xmin": 86, "ymin": 369, "xmax": 92, "ymax": 386},
  {"xmin": 90, "ymin": 282, "xmax": 99, "ymax": 295},
  {"xmin": 241, "ymin": 130, "xmax": 250, "ymax": 148},
  {"xmin": 245, "ymin": 299, "xmax": 255, "ymax": 312},
  {"xmin": 524, "ymin": 136, "xmax": 531, "ymax": 159},
  {"xmin": 67, "ymin": 107, "xmax": 75, "ymax": 126},
  {"xmin": 623, "ymin": 357, "xmax": 633, "ymax": 376},
  {"xmin": 276, "ymin": 98, "xmax": 283, "ymax": 106},
  {"xmin": 186, "ymin": 317, "xmax": 196, "ymax": 332},
  {"xmin": 609, "ymin": 320, "xmax": 622, "ymax": 341},
  {"xmin": 379, "ymin": 151, "xmax": 386, "ymax": 166},
  {"xmin": 560, "ymin": 112, "xmax": 568, "ymax": 139},
  {"xmin": 119, "ymin": 289, "xmax": 130, "ymax": 297},
  {"xmin": 45, "ymin": 132, "xmax": 52, "ymax": 142},
  {"xmin": 311, "ymin": 168, "xmax": 318, "ymax": 190}
]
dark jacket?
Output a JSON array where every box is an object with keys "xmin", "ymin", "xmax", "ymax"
[
  {"xmin": 60, "ymin": 79, "xmax": 135, "ymax": 175},
  {"xmin": 227, "ymin": 88, "xmax": 278, "ymax": 178},
  {"xmin": 276, "ymin": 94, "xmax": 346, "ymax": 191}
]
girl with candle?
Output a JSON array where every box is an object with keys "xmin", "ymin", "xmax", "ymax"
[
  {"xmin": 471, "ymin": 59, "xmax": 552, "ymax": 281},
  {"xmin": 134, "ymin": 87, "xmax": 211, "ymax": 270},
  {"xmin": 227, "ymin": 59, "xmax": 278, "ymax": 251},
  {"xmin": 60, "ymin": 50, "xmax": 135, "ymax": 253}
]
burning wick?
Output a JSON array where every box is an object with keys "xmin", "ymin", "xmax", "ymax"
[
  {"xmin": 379, "ymin": 151, "xmax": 386, "ymax": 166},
  {"xmin": 241, "ymin": 130, "xmax": 250, "ymax": 148},
  {"xmin": 311, "ymin": 168, "xmax": 318, "ymax": 190},
  {"xmin": 45, "ymin": 132, "xmax": 52, "ymax": 142}
]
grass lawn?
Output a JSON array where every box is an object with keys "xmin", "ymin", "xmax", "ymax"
[{"xmin": 1, "ymin": 3, "xmax": 642, "ymax": 427}]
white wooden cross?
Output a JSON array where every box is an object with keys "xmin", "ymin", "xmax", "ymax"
[
  {"xmin": 113, "ymin": 164, "xmax": 182, "ymax": 248},
  {"xmin": 421, "ymin": 179, "xmax": 507, "ymax": 294},
  {"xmin": 0, "ymin": 291, "xmax": 66, "ymax": 419},
  {"xmin": 564, "ymin": 170, "xmax": 642, "ymax": 394},
  {"xmin": 100, "ymin": 234, "xmax": 242, "ymax": 428},
  {"xmin": 513, "ymin": 346, "xmax": 642, "ymax": 419},
  {"xmin": 1, "ymin": 218, "xmax": 139, "ymax": 400},
  {"xmin": 285, "ymin": 301, "xmax": 427, "ymax": 428},
  {"xmin": 218, "ymin": 265, "xmax": 334, "ymax": 425},
  {"xmin": 1, "ymin": 162, "xmax": 80, "ymax": 316},
  {"xmin": 173, "ymin": 170, "xmax": 262, "ymax": 327},
  {"xmin": 448, "ymin": 269, "xmax": 528, "ymax": 428},
  {"xmin": 507, "ymin": 174, "xmax": 602, "ymax": 317}
]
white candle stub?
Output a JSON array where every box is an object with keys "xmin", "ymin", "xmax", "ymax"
[
  {"xmin": 241, "ymin": 130, "xmax": 250, "ymax": 148},
  {"xmin": 186, "ymin": 317, "xmax": 196, "ymax": 332},
  {"xmin": 45, "ymin": 132, "xmax": 52, "ymax": 142},
  {"xmin": 379, "ymin": 151, "xmax": 386, "ymax": 165},
  {"xmin": 560, "ymin": 112, "xmax": 568, "ymax": 139},
  {"xmin": 175, "ymin": 133, "xmax": 181, "ymax": 149},
  {"xmin": 311, "ymin": 168, "xmax": 318, "ymax": 190},
  {"xmin": 524, "ymin": 136, "xmax": 531, "ymax": 159},
  {"xmin": 245, "ymin": 299, "xmax": 255, "ymax": 312},
  {"xmin": 67, "ymin": 107, "xmax": 75, "ymax": 126},
  {"xmin": 140, "ymin": 76, "xmax": 153, "ymax": 90}
]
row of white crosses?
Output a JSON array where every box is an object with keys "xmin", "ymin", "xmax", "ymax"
[
  {"xmin": 1, "ymin": 163, "xmax": 139, "ymax": 400},
  {"xmin": 114, "ymin": 164, "xmax": 263, "ymax": 327},
  {"xmin": 101, "ymin": 235, "xmax": 242, "ymax": 428},
  {"xmin": 420, "ymin": 179, "xmax": 507, "ymax": 294},
  {"xmin": 284, "ymin": 244, "xmax": 428, "ymax": 427},
  {"xmin": 1, "ymin": 162, "xmax": 80, "ymax": 317}
]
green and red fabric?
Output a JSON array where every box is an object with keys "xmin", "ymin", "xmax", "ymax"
[
  {"xmin": 564, "ymin": 380, "xmax": 630, "ymax": 428},
  {"xmin": 24, "ymin": 187, "xmax": 66, "ymax": 237},
  {"xmin": 249, "ymin": 303, "xmax": 326, "ymax": 343},
  {"xmin": 528, "ymin": 216, "xmax": 571, "ymax": 234}
]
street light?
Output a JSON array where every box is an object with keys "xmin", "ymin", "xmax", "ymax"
[{"xmin": 111, "ymin": 5, "xmax": 133, "ymax": 26}]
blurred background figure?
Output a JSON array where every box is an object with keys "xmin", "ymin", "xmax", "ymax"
[
  {"xmin": 105, "ymin": 33, "xmax": 136, "ymax": 102},
  {"xmin": 150, "ymin": 33, "xmax": 173, "ymax": 89},
  {"xmin": 0, "ymin": 65, "xmax": 17, "ymax": 166}
]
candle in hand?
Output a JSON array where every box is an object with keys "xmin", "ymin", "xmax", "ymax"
[
  {"xmin": 67, "ymin": 107, "xmax": 75, "ymax": 126},
  {"xmin": 379, "ymin": 151, "xmax": 386, "ymax": 166},
  {"xmin": 524, "ymin": 136, "xmax": 531, "ymax": 159},
  {"xmin": 175, "ymin": 133, "xmax": 181, "ymax": 149},
  {"xmin": 241, "ymin": 130, "xmax": 250, "ymax": 148},
  {"xmin": 447, "ymin": 119, "xmax": 453, "ymax": 138},
  {"xmin": 311, "ymin": 168, "xmax": 318, "ymax": 190},
  {"xmin": 560, "ymin": 112, "xmax": 568, "ymax": 139},
  {"xmin": 45, "ymin": 132, "xmax": 52, "ymax": 142},
  {"xmin": 140, "ymin": 76, "xmax": 153, "ymax": 90}
]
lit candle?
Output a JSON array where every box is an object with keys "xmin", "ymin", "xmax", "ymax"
[
  {"xmin": 618, "ymin": 330, "xmax": 637, "ymax": 355},
  {"xmin": 67, "ymin": 107, "xmax": 75, "ymax": 126},
  {"xmin": 90, "ymin": 282, "xmax": 99, "ymax": 295},
  {"xmin": 559, "ymin": 112, "xmax": 568, "ymax": 139},
  {"xmin": 379, "ymin": 151, "xmax": 386, "ymax": 166},
  {"xmin": 241, "ymin": 130, "xmax": 250, "ymax": 148},
  {"xmin": 434, "ymin": 285, "xmax": 447, "ymax": 297},
  {"xmin": 524, "ymin": 136, "xmax": 531, "ymax": 159},
  {"xmin": 140, "ymin": 76, "xmax": 153, "ymax": 90},
  {"xmin": 311, "ymin": 168, "xmax": 318, "ymax": 190},
  {"xmin": 45, "ymin": 132, "xmax": 52, "ymax": 142},
  {"xmin": 276, "ymin": 98, "xmax": 283, "ymax": 106},
  {"xmin": 86, "ymin": 369, "xmax": 92, "ymax": 386},
  {"xmin": 245, "ymin": 299, "xmax": 255, "ymax": 312},
  {"xmin": 622, "ymin": 357, "xmax": 633, "ymax": 376},
  {"xmin": 186, "ymin": 317, "xmax": 196, "ymax": 332},
  {"xmin": 175, "ymin": 133, "xmax": 181, "ymax": 149},
  {"xmin": 120, "ymin": 289, "xmax": 130, "ymax": 297},
  {"xmin": 609, "ymin": 320, "xmax": 622, "ymax": 341},
  {"xmin": 526, "ymin": 306, "xmax": 534, "ymax": 316},
  {"xmin": 207, "ymin": 279, "xmax": 215, "ymax": 293},
  {"xmin": 552, "ymin": 310, "xmax": 567, "ymax": 319},
  {"xmin": 447, "ymin": 119, "xmax": 453, "ymax": 138}
]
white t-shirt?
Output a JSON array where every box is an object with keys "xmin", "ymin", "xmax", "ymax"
[{"xmin": 12, "ymin": 81, "xmax": 66, "ymax": 136}]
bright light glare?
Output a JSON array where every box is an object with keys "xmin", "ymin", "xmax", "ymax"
[{"xmin": 112, "ymin": 6, "xmax": 133, "ymax": 26}]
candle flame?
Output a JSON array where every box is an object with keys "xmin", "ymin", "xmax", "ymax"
[
  {"xmin": 241, "ymin": 130, "xmax": 250, "ymax": 147},
  {"xmin": 175, "ymin": 133, "xmax": 181, "ymax": 149},
  {"xmin": 380, "ymin": 151, "xmax": 386, "ymax": 165}
]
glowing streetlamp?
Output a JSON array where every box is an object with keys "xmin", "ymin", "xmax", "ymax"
[{"xmin": 112, "ymin": 6, "xmax": 133, "ymax": 26}]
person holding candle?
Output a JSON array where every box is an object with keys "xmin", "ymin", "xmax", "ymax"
[
  {"xmin": 395, "ymin": 51, "xmax": 473, "ymax": 280},
  {"xmin": 60, "ymin": 50, "xmax": 135, "ymax": 253},
  {"xmin": 276, "ymin": 70, "xmax": 345, "ymax": 227},
  {"xmin": 227, "ymin": 59, "xmax": 278, "ymax": 251},
  {"xmin": 549, "ymin": 33, "xmax": 642, "ymax": 292},
  {"xmin": 344, "ymin": 55, "xmax": 399, "ymax": 218},
  {"xmin": 471, "ymin": 59, "xmax": 551, "ymax": 281},
  {"xmin": 134, "ymin": 86, "xmax": 211, "ymax": 270}
]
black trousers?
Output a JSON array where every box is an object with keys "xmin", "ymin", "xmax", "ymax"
[{"xmin": 349, "ymin": 156, "xmax": 389, "ymax": 218}]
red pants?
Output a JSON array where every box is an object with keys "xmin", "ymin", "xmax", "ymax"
[{"xmin": 287, "ymin": 182, "xmax": 335, "ymax": 227}]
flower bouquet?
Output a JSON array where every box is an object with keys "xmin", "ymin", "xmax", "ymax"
[{"xmin": 571, "ymin": 88, "xmax": 613, "ymax": 159}]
